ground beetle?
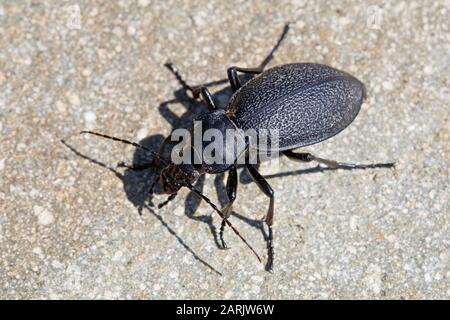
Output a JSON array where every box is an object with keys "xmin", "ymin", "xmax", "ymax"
[{"xmin": 81, "ymin": 24, "xmax": 394, "ymax": 271}]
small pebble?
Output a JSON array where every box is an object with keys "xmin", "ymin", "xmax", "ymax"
[
  {"xmin": 83, "ymin": 111, "xmax": 96, "ymax": 124},
  {"xmin": 138, "ymin": 0, "xmax": 150, "ymax": 7},
  {"xmin": 34, "ymin": 205, "xmax": 54, "ymax": 226}
]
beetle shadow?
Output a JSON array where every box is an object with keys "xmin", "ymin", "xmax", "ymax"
[{"xmin": 60, "ymin": 139, "xmax": 223, "ymax": 276}]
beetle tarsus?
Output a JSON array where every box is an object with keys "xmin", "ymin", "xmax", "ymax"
[
  {"xmin": 283, "ymin": 150, "xmax": 396, "ymax": 171},
  {"xmin": 265, "ymin": 226, "xmax": 274, "ymax": 272},
  {"xmin": 219, "ymin": 219, "xmax": 229, "ymax": 249}
]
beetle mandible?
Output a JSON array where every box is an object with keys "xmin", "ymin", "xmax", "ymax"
[{"xmin": 82, "ymin": 23, "xmax": 394, "ymax": 271}]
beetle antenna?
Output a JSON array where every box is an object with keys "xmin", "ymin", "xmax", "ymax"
[
  {"xmin": 258, "ymin": 22, "xmax": 290, "ymax": 70},
  {"xmin": 164, "ymin": 62, "xmax": 193, "ymax": 93},
  {"xmin": 184, "ymin": 183, "xmax": 262, "ymax": 263},
  {"xmin": 80, "ymin": 131, "xmax": 168, "ymax": 165}
]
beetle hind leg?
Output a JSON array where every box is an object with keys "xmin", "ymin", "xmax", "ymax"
[
  {"xmin": 246, "ymin": 164, "xmax": 275, "ymax": 272},
  {"xmin": 283, "ymin": 150, "xmax": 395, "ymax": 170},
  {"xmin": 219, "ymin": 166, "xmax": 238, "ymax": 249}
]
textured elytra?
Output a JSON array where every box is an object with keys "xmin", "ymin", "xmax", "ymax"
[{"xmin": 228, "ymin": 63, "xmax": 366, "ymax": 151}]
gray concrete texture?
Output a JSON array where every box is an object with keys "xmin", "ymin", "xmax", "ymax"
[{"xmin": 0, "ymin": 0, "xmax": 449, "ymax": 299}]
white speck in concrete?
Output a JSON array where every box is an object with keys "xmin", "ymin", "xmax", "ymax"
[
  {"xmin": 34, "ymin": 205, "xmax": 54, "ymax": 226},
  {"xmin": 0, "ymin": 158, "xmax": 5, "ymax": 171},
  {"xmin": 83, "ymin": 111, "xmax": 96, "ymax": 125},
  {"xmin": 66, "ymin": 92, "xmax": 80, "ymax": 107},
  {"xmin": 81, "ymin": 68, "xmax": 92, "ymax": 77},
  {"xmin": 82, "ymin": 217, "xmax": 91, "ymax": 225},
  {"xmin": 251, "ymin": 285, "xmax": 260, "ymax": 294},
  {"xmin": 113, "ymin": 26, "xmax": 124, "ymax": 38},
  {"xmin": 127, "ymin": 25, "xmax": 136, "ymax": 36},
  {"xmin": 136, "ymin": 128, "xmax": 148, "ymax": 141},
  {"xmin": 0, "ymin": 71, "xmax": 5, "ymax": 85},
  {"xmin": 56, "ymin": 100, "xmax": 66, "ymax": 113},
  {"xmin": 138, "ymin": 0, "xmax": 150, "ymax": 8},
  {"xmin": 49, "ymin": 292, "xmax": 59, "ymax": 300},
  {"xmin": 16, "ymin": 143, "xmax": 26, "ymax": 151},
  {"xmin": 112, "ymin": 250, "xmax": 123, "ymax": 262},
  {"xmin": 89, "ymin": 7, "xmax": 98, "ymax": 17},
  {"xmin": 423, "ymin": 65, "xmax": 433, "ymax": 75},
  {"xmin": 347, "ymin": 245, "xmax": 357, "ymax": 254},
  {"xmin": 174, "ymin": 206, "xmax": 184, "ymax": 217},
  {"xmin": 259, "ymin": 157, "xmax": 281, "ymax": 175},
  {"xmin": 349, "ymin": 215, "xmax": 360, "ymax": 231},
  {"xmin": 382, "ymin": 81, "xmax": 394, "ymax": 91},
  {"xmin": 32, "ymin": 247, "xmax": 43, "ymax": 256},
  {"xmin": 363, "ymin": 264, "xmax": 382, "ymax": 295},
  {"xmin": 251, "ymin": 275, "xmax": 264, "ymax": 283},
  {"xmin": 153, "ymin": 283, "xmax": 161, "ymax": 291},
  {"xmin": 339, "ymin": 16, "xmax": 351, "ymax": 26},
  {"xmin": 51, "ymin": 260, "xmax": 64, "ymax": 269},
  {"xmin": 104, "ymin": 290, "xmax": 113, "ymax": 299}
]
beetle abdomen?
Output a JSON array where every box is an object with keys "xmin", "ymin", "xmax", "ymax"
[{"xmin": 229, "ymin": 63, "xmax": 366, "ymax": 151}]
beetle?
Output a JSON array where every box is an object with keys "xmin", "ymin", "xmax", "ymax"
[{"xmin": 81, "ymin": 23, "xmax": 394, "ymax": 271}]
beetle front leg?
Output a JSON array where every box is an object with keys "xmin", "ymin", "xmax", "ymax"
[
  {"xmin": 246, "ymin": 164, "xmax": 275, "ymax": 272},
  {"xmin": 165, "ymin": 62, "xmax": 228, "ymax": 99},
  {"xmin": 220, "ymin": 165, "xmax": 237, "ymax": 249},
  {"xmin": 283, "ymin": 150, "xmax": 395, "ymax": 170}
]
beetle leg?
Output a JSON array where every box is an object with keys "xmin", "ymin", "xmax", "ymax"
[
  {"xmin": 219, "ymin": 165, "xmax": 237, "ymax": 249},
  {"xmin": 166, "ymin": 23, "xmax": 290, "ymax": 96},
  {"xmin": 200, "ymin": 87, "xmax": 217, "ymax": 111},
  {"xmin": 165, "ymin": 62, "xmax": 228, "ymax": 99},
  {"xmin": 227, "ymin": 66, "xmax": 264, "ymax": 92},
  {"xmin": 283, "ymin": 150, "xmax": 396, "ymax": 170},
  {"xmin": 246, "ymin": 164, "xmax": 275, "ymax": 272}
]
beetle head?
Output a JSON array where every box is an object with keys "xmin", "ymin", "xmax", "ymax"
[{"xmin": 160, "ymin": 163, "xmax": 199, "ymax": 194}]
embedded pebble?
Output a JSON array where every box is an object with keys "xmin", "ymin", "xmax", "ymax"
[
  {"xmin": 0, "ymin": 71, "xmax": 6, "ymax": 85},
  {"xmin": 66, "ymin": 92, "xmax": 80, "ymax": 106},
  {"xmin": 83, "ymin": 111, "xmax": 96, "ymax": 124},
  {"xmin": 33, "ymin": 205, "xmax": 54, "ymax": 226},
  {"xmin": 136, "ymin": 128, "xmax": 148, "ymax": 141},
  {"xmin": 138, "ymin": 0, "xmax": 150, "ymax": 8}
]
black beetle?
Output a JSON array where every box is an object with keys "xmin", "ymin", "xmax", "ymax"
[{"xmin": 81, "ymin": 24, "xmax": 394, "ymax": 271}]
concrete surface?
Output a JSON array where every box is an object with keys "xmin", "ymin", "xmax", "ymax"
[{"xmin": 0, "ymin": 0, "xmax": 449, "ymax": 299}]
